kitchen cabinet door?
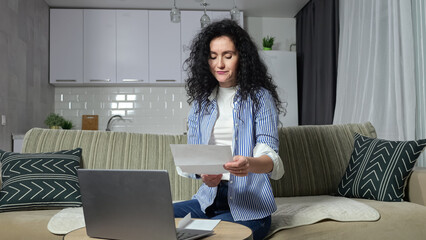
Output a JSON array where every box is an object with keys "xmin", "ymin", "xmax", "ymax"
[
  {"xmin": 84, "ymin": 10, "xmax": 116, "ymax": 84},
  {"xmin": 117, "ymin": 10, "xmax": 149, "ymax": 84},
  {"xmin": 50, "ymin": 9, "xmax": 83, "ymax": 84},
  {"xmin": 180, "ymin": 11, "xmax": 206, "ymax": 82},
  {"xmin": 148, "ymin": 11, "xmax": 182, "ymax": 84}
]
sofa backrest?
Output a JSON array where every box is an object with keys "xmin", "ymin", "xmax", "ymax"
[
  {"xmin": 20, "ymin": 122, "xmax": 376, "ymax": 200},
  {"xmin": 21, "ymin": 128, "xmax": 201, "ymax": 201},
  {"xmin": 271, "ymin": 122, "xmax": 376, "ymax": 197}
]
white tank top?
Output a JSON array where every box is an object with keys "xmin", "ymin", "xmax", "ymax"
[{"xmin": 209, "ymin": 87, "xmax": 236, "ymax": 147}]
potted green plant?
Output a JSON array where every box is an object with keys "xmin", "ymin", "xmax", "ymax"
[
  {"xmin": 44, "ymin": 113, "xmax": 74, "ymax": 129},
  {"xmin": 262, "ymin": 36, "xmax": 275, "ymax": 50},
  {"xmin": 61, "ymin": 119, "xmax": 74, "ymax": 130}
]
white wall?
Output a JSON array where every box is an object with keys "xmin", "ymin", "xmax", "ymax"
[{"xmin": 246, "ymin": 17, "xmax": 296, "ymax": 51}]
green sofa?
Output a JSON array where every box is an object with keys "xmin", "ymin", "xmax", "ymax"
[{"xmin": 0, "ymin": 122, "xmax": 425, "ymax": 239}]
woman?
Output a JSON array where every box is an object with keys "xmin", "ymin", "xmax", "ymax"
[{"xmin": 174, "ymin": 19, "xmax": 285, "ymax": 240}]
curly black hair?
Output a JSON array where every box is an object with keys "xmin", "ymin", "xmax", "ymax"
[{"xmin": 184, "ymin": 19, "xmax": 285, "ymax": 116}]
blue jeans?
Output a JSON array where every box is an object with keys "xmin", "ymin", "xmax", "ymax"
[{"xmin": 173, "ymin": 181, "xmax": 271, "ymax": 240}]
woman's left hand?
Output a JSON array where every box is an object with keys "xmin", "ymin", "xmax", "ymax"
[{"xmin": 224, "ymin": 155, "xmax": 250, "ymax": 177}]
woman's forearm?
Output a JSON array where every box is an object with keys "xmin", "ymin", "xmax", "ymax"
[
  {"xmin": 247, "ymin": 155, "xmax": 274, "ymax": 174},
  {"xmin": 224, "ymin": 155, "xmax": 274, "ymax": 176}
]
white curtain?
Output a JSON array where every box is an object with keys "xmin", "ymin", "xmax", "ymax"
[
  {"xmin": 412, "ymin": 0, "xmax": 426, "ymax": 167},
  {"xmin": 334, "ymin": 0, "xmax": 416, "ymax": 141}
]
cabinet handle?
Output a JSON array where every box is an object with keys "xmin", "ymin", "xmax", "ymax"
[
  {"xmin": 122, "ymin": 79, "xmax": 144, "ymax": 82},
  {"xmin": 156, "ymin": 79, "xmax": 177, "ymax": 82},
  {"xmin": 89, "ymin": 79, "xmax": 111, "ymax": 82},
  {"xmin": 55, "ymin": 79, "xmax": 77, "ymax": 82}
]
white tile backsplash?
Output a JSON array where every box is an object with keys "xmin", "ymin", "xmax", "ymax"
[{"xmin": 54, "ymin": 86, "xmax": 190, "ymax": 134}]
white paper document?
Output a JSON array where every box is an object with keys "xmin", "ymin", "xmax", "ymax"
[
  {"xmin": 177, "ymin": 213, "xmax": 221, "ymax": 231},
  {"xmin": 170, "ymin": 144, "xmax": 233, "ymax": 174}
]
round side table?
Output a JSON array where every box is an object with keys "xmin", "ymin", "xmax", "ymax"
[{"xmin": 64, "ymin": 219, "xmax": 253, "ymax": 240}]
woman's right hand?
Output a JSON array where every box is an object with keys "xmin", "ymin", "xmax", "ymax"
[{"xmin": 201, "ymin": 174, "xmax": 223, "ymax": 187}]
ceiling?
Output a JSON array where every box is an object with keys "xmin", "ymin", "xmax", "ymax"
[{"xmin": 44, "ymin": 0, "xmax": 309, "ymax": 18}]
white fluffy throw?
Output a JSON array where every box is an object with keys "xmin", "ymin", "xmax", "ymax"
[
  {"xmin": 48, "ymin": 207, "xmax": 85, "ymax": 235},
  {"xmin": 266, "ymin": 195, "xmax": 380, "ymax": 238}
]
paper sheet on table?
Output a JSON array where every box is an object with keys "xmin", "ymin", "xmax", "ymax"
[
  {"xmin": 170, "ymin": 144, "xmax": 232, "ymax": 174},
  {"xmin": 178, "ymin": 213, "xmax": 221, "ymax": 231}
]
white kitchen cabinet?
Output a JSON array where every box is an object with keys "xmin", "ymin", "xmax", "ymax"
[
  {"xmin": 84, "ymin": 10, "xmax": 117, "ymax": 84},
  {"xmin": 117, "ymin": 10, "xmax": 149, "ymax": 84},
  {"xmin": 180, "ymin": 11, "xmax": 205, "ymax": 82},
  {"xmin": 148, "ymin": 11, "xmax": 182, "ymax": 84},
  {"xmin": 50, "ymin": 9, "xmax": 242, "ymax": 86},
  {"xmin": 50, "ymin": 9, "xmax": 83, "ymax": 84}
]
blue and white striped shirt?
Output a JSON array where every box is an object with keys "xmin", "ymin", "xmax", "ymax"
[{"xmin": 187, "ymin": 87, "xmax": 280, "ymax": 221}]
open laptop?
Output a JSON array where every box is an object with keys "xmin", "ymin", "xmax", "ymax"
[{"xmin": 77, "ymin": 169, "xmax": 213, "ymax": 240}]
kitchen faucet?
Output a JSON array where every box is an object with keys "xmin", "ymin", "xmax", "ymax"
[{"xmin": 106, "ymin": 115, "xmax": 124, "ymax": 131}]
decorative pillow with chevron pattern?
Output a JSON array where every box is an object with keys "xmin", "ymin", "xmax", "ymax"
[
  {"xmin": 0, "ymin": 148, "xmax": 82, "ymax": 212},
  {"xmin": 337, "ymin": 133, "xmax": 426, "ymax": 202}
]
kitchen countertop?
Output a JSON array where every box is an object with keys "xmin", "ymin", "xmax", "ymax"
[{"xmin": 12, "ymin": 134, "xmax": 25, "ymax": 139}]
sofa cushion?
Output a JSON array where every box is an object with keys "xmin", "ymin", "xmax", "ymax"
[
  {"xmin": 337, "ymin": 133, "xmax": 426, "ymax": 201},
  {"xmin": 0, "ymin": 148, "xmax": 82, "ymax": 212},
  {"xmin": 0, "ymin": 209, "xmax": 62, "ymax": 239},
  {"xmin": 266, "ymin": 198, "xmax": 426, "ymax": 240}
]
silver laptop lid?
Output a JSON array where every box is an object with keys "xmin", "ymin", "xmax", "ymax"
[{"xmin": 77, "ymin": 169, "xmax": 177, "ymax": 240}]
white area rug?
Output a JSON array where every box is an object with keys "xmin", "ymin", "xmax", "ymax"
[
  {"xmin": 48, "ymin": 196, "xmax": 380, "ymax": 236},
  {"xmin": 48, "ymin": 200, "xmax": 183, "ymax": 235},
  {"xmin": 265, "ymin": 195, "xmax": 380, "ymax": 238},
  {"xmin": 47, "ymin": 207, "xmax": 85, "ymax": 235}
]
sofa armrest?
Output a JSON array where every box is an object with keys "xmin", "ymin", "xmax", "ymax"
[{"xmin": 408, "ymin": 167, "xmax": 426, "ymax": 206}]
